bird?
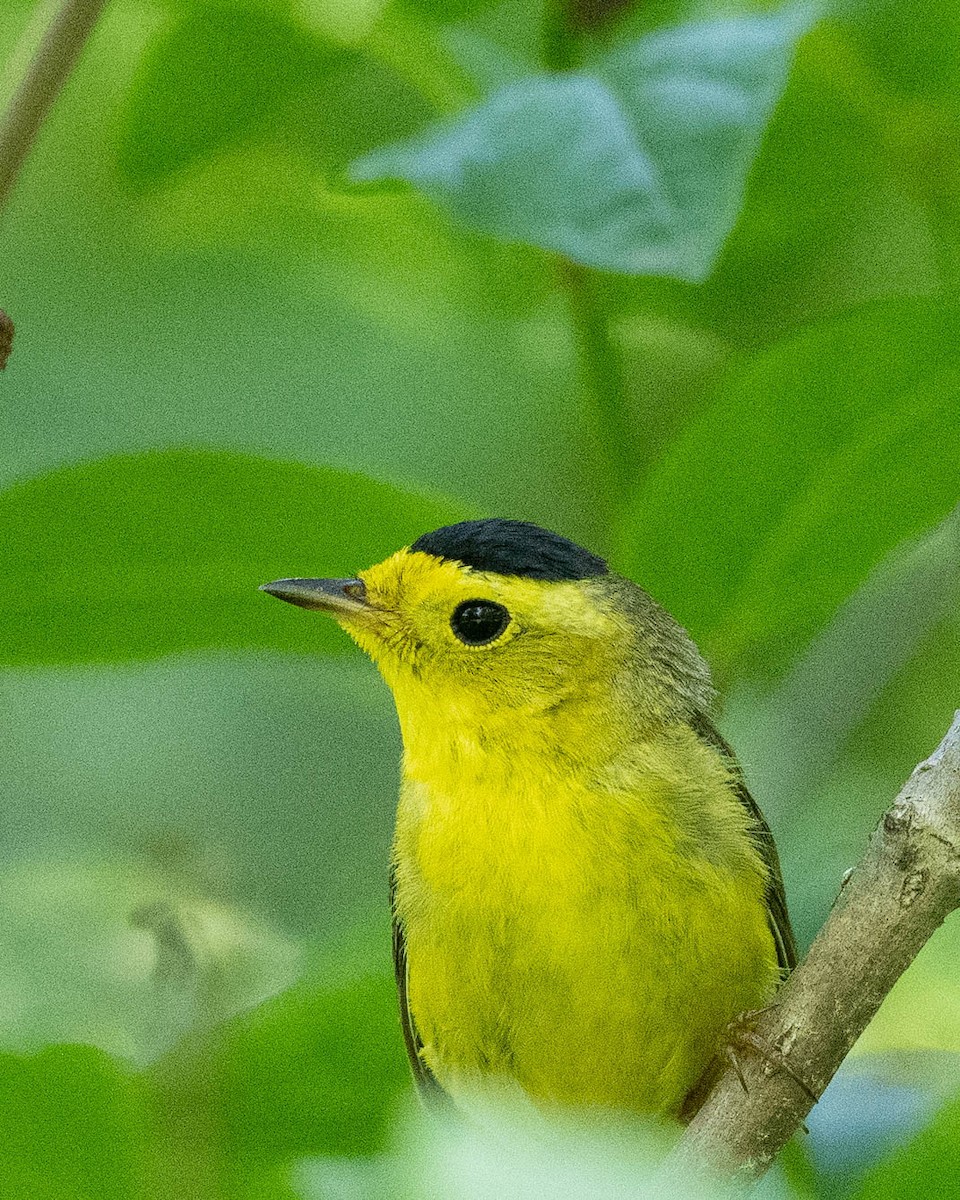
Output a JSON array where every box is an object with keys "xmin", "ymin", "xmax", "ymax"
[{"xmin": 260, "ymin": 518, "xmax": 795, "ymax": 1118}]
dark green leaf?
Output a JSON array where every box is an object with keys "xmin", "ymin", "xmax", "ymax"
[
  {"xmin": 301, "ymin": 51, "xmax": 436, "ymax": 177},
  {"xmin": 0, "ymin": 450, "xmax": 466, "ymax": 666},
  {"xmin": 618, "ymin": 299, "xmax": 960, "ymax": 676},
  {"xmin": 352, "ymin": 6, "xmax": 813, "ymax": 279}
]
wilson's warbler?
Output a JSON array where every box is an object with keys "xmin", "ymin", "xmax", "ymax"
[{"xmin": 262, "ymin": 519, "xmax": 795, "ymax": 1117}]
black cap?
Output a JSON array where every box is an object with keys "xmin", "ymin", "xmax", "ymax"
[{"xmin": 411, "ymin": 519, "xmax": 607, "ymax": 582}]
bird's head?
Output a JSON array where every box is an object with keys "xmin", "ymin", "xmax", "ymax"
[{"xmin": 261, "ymin": 520, "xmax": 712, "ymax": 749}]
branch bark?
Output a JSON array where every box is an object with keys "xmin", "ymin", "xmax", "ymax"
[
  {"xmin": 0, "ymin": 0, "xmax": 108, "ymax": 215},
  {"xmin": 668, "ymin": 710, "xmax": 960, "ymax": 1182}
]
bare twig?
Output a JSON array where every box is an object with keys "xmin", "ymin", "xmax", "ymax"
[
  {"xmin": 668, "ymin": 711, "xmax": 960, "ymax": 1182},
  {"xmin": 0, "ymin": 309, "xmax": 13, "ymax": 368},
  {"xmin": 0, "ymin": 0, "xmax": 108, "ymax": 215}
]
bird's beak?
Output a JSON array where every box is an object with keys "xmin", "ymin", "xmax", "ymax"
[{"xmin": 259, "ymin": 576, "xmax": 371, "ymax": 617}]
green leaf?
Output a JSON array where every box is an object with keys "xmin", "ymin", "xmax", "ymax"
[
  {"xmin": 298, "ymin": 0, "xmax": 391, "ymax": 45},
  {"xmin": 0, "ymin": 450, "xmax": 466, "ymax": 666},
  {"xmin": 351, "ymin": 6, "xmax": 813, "ymax": 280},
  {"xmin": 404, "ymin": 0, "xmax": 497, "ymax": 24},
  {"xmin": 618, "ymin": 299, "xmax": 960, "ymax": 677},
  {"xmin": 153, "ymin": 963, "xmax": 409, "ymax": 1162},
  {"xmin": 302, "ymin": 51, "xmax": 438, "ymax": 176},
  {"xmin": 721, "ymin": 512, "xmax": 960, "ymax": 941},
  {"xmin": 0, "ymin": 1045, "xmax": 146, "ymax": 1199},
  {"xmin": 837, "ymin": 0, "xmax": 960, "ymax": 109},
  {"xmin": 219, "ymin": 970, "xmax": 408, "ymax": 1158},
  {"xmin": 363, "ymin": 6, "xmax": 479, "ymax": 116},
  {"xmin": 690, "ymin": 20, "xmax": 942, "ymax": 348},
  {"xmin": 118, "ymin": 4, "xmax": 336, "ymax": 185},
  {"xmin": 852, "ymin": 1087, "xmax": 960, "ymax": 1200},
  {"xmin": 117, "ymin": 3, "xmax": 436, "ymax": 188}
]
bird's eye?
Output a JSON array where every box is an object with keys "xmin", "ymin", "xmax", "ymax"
[{"xmin": 450, "ymin": 600, "xmax": 510, "ymax": 646}]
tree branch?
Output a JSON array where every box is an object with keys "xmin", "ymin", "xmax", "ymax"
[
  {"xmin": 0, "ymin": 0, "xmax": 108, "ymax": 215},
  {"xmin": 667, "ymin": 711, "xmax": 960, "ymax": 1182}
]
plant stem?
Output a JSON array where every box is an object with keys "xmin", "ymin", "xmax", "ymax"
[
  {"xmin": 543, "ymin": 4, "xmax": 637, "ymax": 503},
  {"xmin": 560, "ymin": 260, "xmax": 635, "ymax": 497},
  {"xmin": 542, "ymin": 0, "xmax": 579, "ymax": 71},
  {"xmin": 0, "ymin": 0, "xmax": 108, "ymax": 216}
]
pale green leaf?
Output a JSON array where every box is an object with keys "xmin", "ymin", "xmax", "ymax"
[{"xmin": 352, "ymin": 7, "xmax": 813, "ymax": 279}]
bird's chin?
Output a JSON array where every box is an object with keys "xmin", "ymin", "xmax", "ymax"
[{"xmin": 336, "ymin": 614, "xmax": 390, "ymax": 661}]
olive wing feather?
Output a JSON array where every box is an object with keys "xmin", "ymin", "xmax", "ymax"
[
  {"xmin": 690, "ymin": 712, "xmax": 798, "ymax": 973},
  {"xmin": 389, "ymin": 865, "xmax": 447, "ymax": 1100}
]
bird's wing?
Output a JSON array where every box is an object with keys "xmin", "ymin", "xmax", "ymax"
[
  {"xmin": 690, "ymin": 713, "xmax": 798, "ymax": 973},
  {"xmin": 389, "ymin": 865, "xmax": 448, "ymax": 1101}
]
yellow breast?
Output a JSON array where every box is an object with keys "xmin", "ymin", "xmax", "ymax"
[{"xmin": 391, "ymin": 716, "xmax": 780, "ymax": 1116}]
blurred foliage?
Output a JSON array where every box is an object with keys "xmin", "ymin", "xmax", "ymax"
[
  {"xmin": 620, "ymin": 299, "xmax": 960, "ymax": 680},
  {"xmin": 851, "ymin": 1086, "xmax": 960, "ymax": 1200},
  {"xmin": 2, "ymin": 0, "xmax": 960, "ymax": 1195},
  {"xmin": 0, "ymin": 1045, "xmax": 148, "ymax": 1199},
  {"xmin": 294, "ymin": 1102, "xmax": 793, "ymax": 1200},
  {"xmin": 354, "ymin": 7, "xmax": 812, "ymax": 279},
  {"xmin": 0, "ymin": 449, "xmax": 464, "ymax": 664},
  {"xmin": 0, "ymin": 855, "xmax": 302, "ymax": 1061}
]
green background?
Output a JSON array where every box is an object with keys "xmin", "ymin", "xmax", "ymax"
[{"xmin": 2, "ymin": 0, "xmax": 960, "ymax": 1195}]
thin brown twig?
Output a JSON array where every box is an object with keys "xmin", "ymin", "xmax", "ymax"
[
  {"xmin": 666, "ymin": 711, "xmax": 960, "ymax": 1182},
  {"xmin": 0, "ymin": 0, "xmax": 109, "ymax": 215},
  {"xmin": 0, "ymin": 309, "xmax": 13, "ymax": 368}
]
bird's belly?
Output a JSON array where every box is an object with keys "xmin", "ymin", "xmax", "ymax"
[{"xmin": 396, "ymin": 779, "xmax": 778, "ymax": 1115}]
